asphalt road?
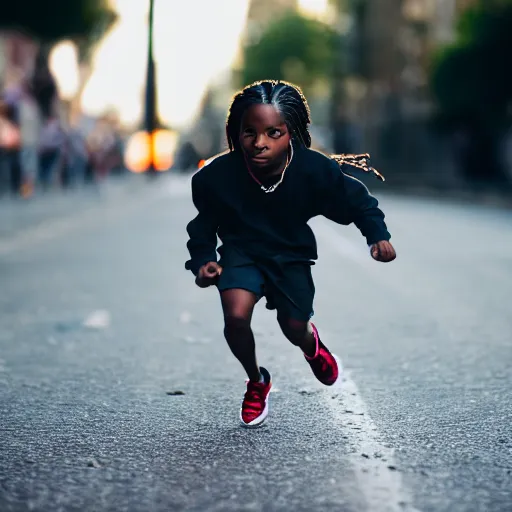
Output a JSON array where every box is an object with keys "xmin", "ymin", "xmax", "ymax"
[{"xmin": 0, "ymin": 175, "xmax": 511, "ymax": 512}]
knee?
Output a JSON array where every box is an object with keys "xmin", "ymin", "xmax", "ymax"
[
  {"xmin": 224, "ymin": 312, "xmax": 251, "ymax": 333},
  {"xmin": 278, "ymin": 316, "xmax": 308, "ymax": 345}
]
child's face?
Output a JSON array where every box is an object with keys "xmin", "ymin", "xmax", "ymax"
[{"xmin": 239, "ymin": 104, "xmax": 291, "ymax": 169}]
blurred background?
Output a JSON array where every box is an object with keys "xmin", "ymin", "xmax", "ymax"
[
  {"xmin": 1, "ymin": 0, "xmax": 512, "ymax": 199},
  {"xmin": 2, "ymin": 5, "xmax": 512, "ymax": 509}
]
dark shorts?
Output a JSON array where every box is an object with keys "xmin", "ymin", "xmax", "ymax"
[{"xmin": 216, "ymin": 263, "xmax": 315, "ymax": 321}]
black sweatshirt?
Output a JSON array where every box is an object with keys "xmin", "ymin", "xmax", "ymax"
[{"xmin": 185, "ymin": 145, "xmax": 391, "ymax": 276}]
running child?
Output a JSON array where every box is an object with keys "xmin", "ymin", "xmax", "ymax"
[{"xmin": 185, "ymin": 80, "xmax": 396, "ymax": 428}]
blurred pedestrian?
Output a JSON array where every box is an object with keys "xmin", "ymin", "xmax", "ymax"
[
  {"xmin": 18, "ymin": 80, "xmax": 42, "ymax": 197},
  {"xmin": 38, "ymin": 115, "xmax": 65, "ymax": 191},
  {"xmin": 0, "ymin": 100, "xmax": 21, "ymax": 196},
  {"xmin": 185, "ymin": 80, "xmax": 396, "ymax": 428},
  {"xmin": 66, "ymin": 127, "xmax": 90, "ymax": 187},
  {"xmin": 87, "ymin": 118, "xmax": 118, "ymax": 184}
]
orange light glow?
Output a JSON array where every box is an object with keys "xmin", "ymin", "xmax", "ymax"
[
  {"xmin": 124, "ymin": 129, "xmax": 178, "ymax": 173},
  {"xmin": 153, "ymin": 130, "xmax": 176, "ymax": 171},
  {"xmin": 198, "ymin": 159, "xmax": 206, "ymax": 169},
  {"xmin": 124, "ymin": 131, "xmax": 150, "ymax": 173}
]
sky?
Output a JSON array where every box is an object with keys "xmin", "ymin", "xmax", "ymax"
[
  {"xmin": 298, "ymin": 0, "xmax": 330, "ymax": 20},
  {"xmin": 80, "ymin": 0, "xmax": 251, "ymax": 128},
  {"xmin": 52, "ymin": 0, "xmax": 329, "ymax": 129}
]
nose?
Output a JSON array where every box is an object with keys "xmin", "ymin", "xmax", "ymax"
[{"xmin": 254, "ymin": 133, "xmax": 267, "ymax": 150}]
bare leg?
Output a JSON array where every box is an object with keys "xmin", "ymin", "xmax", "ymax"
[
  {"xmin": 277, "ymin": 316, "xmax": 317, "ymax": 357},
  {"xmin": 221, "ymin": 289, "xmax": 261, "ymax": 382}
]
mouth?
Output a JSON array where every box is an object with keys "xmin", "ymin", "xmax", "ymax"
[{"xmin": 249, "ymin": 154, "xmax": 270, "ymax": 163}]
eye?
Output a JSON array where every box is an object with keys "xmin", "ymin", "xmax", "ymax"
[
  {"xmin": 242, "ymin": 128, "xmax": 255, "ymax": 137},
  {"xmin": 268, "ymin": 128, "xmax": 283, "ymax": 138}
]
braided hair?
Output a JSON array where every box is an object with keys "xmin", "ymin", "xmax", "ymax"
[
  {"xmin": 330, "ymin": 153, "xmax": 385, "ymax": 181},
  {"xmin": 226, "ymin": 80, "xmax": 312, "ymax": 151},
  {"xmin": 226, "ymin": 80, "xmax": 384, "ymax": 181}
]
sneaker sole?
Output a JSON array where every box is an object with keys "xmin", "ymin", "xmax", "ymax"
[{"xmin": 240, "ymin": 401, "xmax": 269, "ymax": 428}]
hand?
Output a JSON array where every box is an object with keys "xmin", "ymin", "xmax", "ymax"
[
  {"xmin": 370, "ymin": 240, "xmax": 396, "ymax": 262},
  {"xmin": 195, "ymin": 262, "xmax": 222, "ymax": 288}
]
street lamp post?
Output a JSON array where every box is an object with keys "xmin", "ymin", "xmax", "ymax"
[{"xmin": 144, "ymin": 0, "xmax": 157, "ymax": 176}]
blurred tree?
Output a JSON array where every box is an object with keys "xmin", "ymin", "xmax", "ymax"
[
  {"xmin": 239, "ymin": 12, "xmax": 337, "ymax": 97},
  {"xmin": 1, "ymin": 0, "xmax": 116, "ymax": 118},
  {"xmin": 430, "ymin": 1, "xmax": 512, "ymax": 185},
  {"xmin": 0, "ymin": 0, "xmax": 115, "ymax": 55}
]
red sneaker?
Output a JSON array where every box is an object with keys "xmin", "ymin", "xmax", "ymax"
[
  {"xmin": 240, "ymin": 367, "xmax": 272, "ymax": 428},
  {"xmin": 304, "ymin": 324, "xmax": 340, "ymax": 386}
]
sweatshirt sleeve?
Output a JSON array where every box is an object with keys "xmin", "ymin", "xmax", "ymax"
[
  {"xmin": 185, "ymin": 172, "xmax": 219, "ymax": 275},
  {"xmin": 320, "ymin": 159, "xmax": 391, "ymax": 245}
]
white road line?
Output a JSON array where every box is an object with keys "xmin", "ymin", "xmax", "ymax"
[
  {"xmin": 315, "ymin": 219, "xmax": 419, "ymax": 511},
  {"xmin": 325, "ymin": 373, "xmax": 419, "ymax": 512}
]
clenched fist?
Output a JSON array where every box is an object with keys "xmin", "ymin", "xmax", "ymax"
[
  {"xmin": 195, "ymin": 262, "xmax": 223, "ymax": 288},
  {"xmin": 370, "ymin": 240, "xmax": 396, "ymax": 262}
]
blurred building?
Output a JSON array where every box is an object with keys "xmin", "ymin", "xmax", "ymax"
[
  {"xmin": 350, "ymin": 0, "xmax": 474, "ymax": 120},
  {"xmin": 245, "ymin": 0, "xmax": 298, "ymax": 43},
  {"xmin": 173, "ymin": 0, "xmax": 300, "ymax": 170},
  {"xmin": 338, "ymin": 0, "xmax": 478, "ymax": 185}
]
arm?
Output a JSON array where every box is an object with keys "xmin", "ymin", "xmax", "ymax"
[
  {"xmin": 185, "ymin": 173, "xmax": 219, "ymax": 276},
  {"xmin": 321, "ymin": 160, "xmax": 391, "ymax": 246}
]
